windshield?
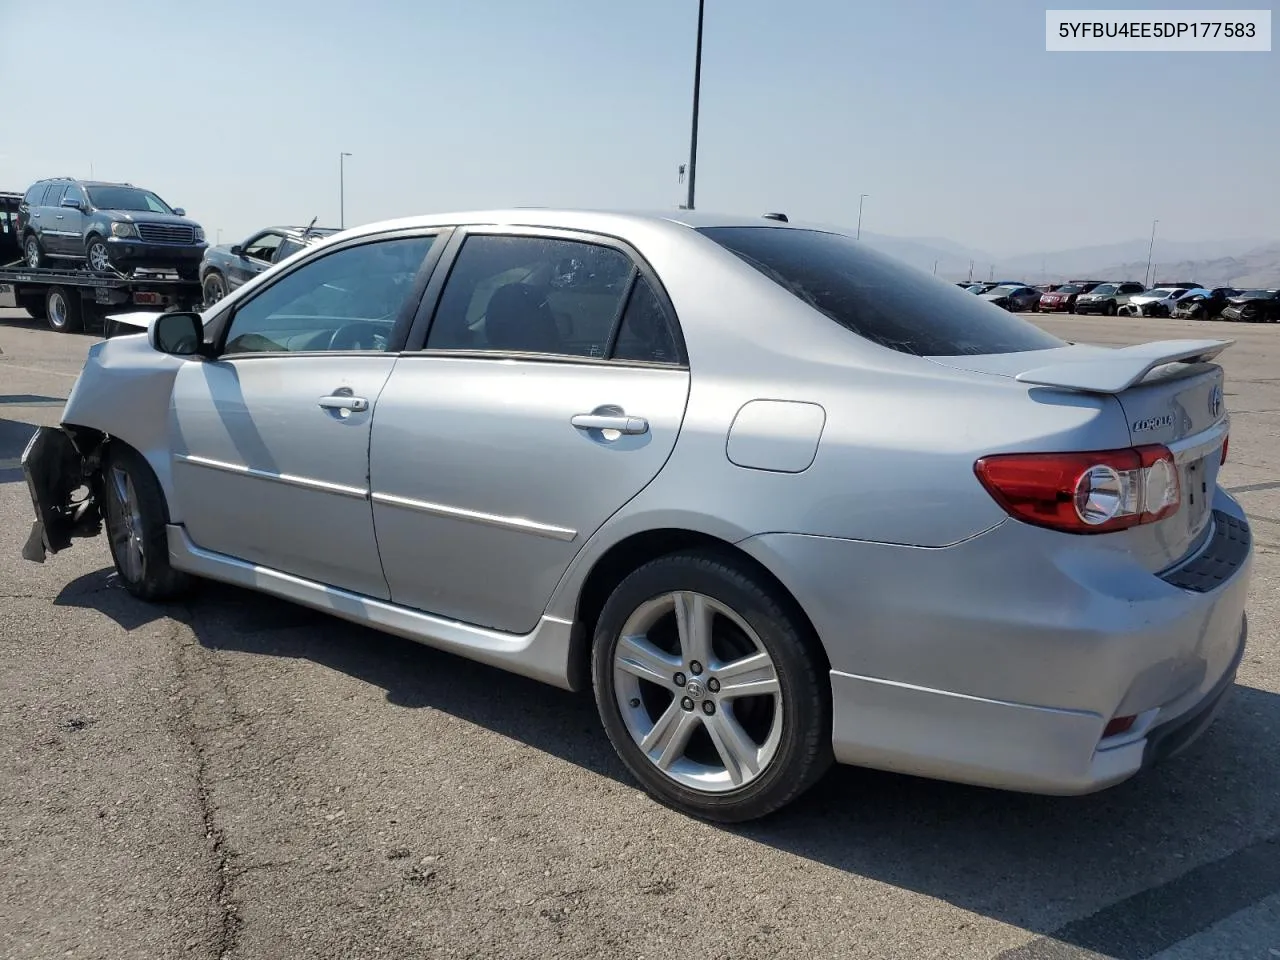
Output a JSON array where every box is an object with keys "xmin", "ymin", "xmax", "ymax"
[
  {"xmin": 86, "ymin": 186, "xmax": 174, "ymax": 214},
  {"xmin": 1055, "ymin": 284, "xmax": 1084, "ymax": 294},
  {"xmin": 697, "ymin": 226, "xmax": 1065, "ymax": 357},
  {"xmin": 1089, "ymin": 284, "xmax": 1117, "ymax": 295},
  {"xmin": 987, "ymin": 285, "xmax": 1024, "ymax": 296},
  {"xmin": 1141, "ymin": 288, "xmax": 1175, "ymax": 299}
]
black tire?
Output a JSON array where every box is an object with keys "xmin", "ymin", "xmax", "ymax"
[
  {"xmin": 23, "ymin": 233, "xmax": 45, "ymax": 269},
  {"xmin": 591, "ymin": 550, "xmax": 832, "ymax": 823},
  {"xmin": 101, "ymin": 444, "xmax": 194, "ymax": 602},
  {"xmin": 85, "ymin": 235, "xmax": 114, "ymax": 274},
  {"xmin": 202, "ymin": 269, "xmax": 227, "ymax": 306},
  {"xmin": 45, "ymin": 287, "xmax": 83, "ymax": 334},
  {"xmin": 1105, "ymin": 301, "xmax": 1117, "ymax": 316}
]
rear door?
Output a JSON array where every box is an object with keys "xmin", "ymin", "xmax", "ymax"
[
  {"xmin": 369, "ymin": 227, "xmax": 691, "ymax": 634},
  {"xmin": 41, "ymin": 184, "xmax": 70, "ymax": 254}
]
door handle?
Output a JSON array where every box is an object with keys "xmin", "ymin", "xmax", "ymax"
[
  {"xmin": 55, "ymin": 214, "xmax": 64, "ymax": 220},
  {"xmin": 571, "ymin": 413, "xmax": 648, "ymax": 435},
  {"xmin": 318, "ymin": 395, "xmax": 369, "ymax": 412}
]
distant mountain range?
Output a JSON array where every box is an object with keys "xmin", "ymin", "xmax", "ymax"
[{"xmin": 850, "ymin": 231, "xmax": 1279, "ymax": 288}]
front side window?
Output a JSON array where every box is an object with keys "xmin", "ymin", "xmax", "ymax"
[
  {"xmin": 42, "ymin": 184, "xmax": 67, "ymax": 206},
  {"xmin": 426, "ymin": 234, "xmax": 637, "ymax": 357},
  {"xmin": 222, "ymin": 234, "xmax": 436, "ymax": 355},
  {"xmin": 85, "ymin": 186, "xmax": 173, "ymax": 214},
  {"xmin": 699, "ymin": 226, "xmax": 1064, "ymax": 357},
  {"xmin": 243, "ymin": 232, "xmax": 284, "ymax": 263}
]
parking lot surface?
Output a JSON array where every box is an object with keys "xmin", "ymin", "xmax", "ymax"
[{"xmin": 1, "ymin": 306, "xmax": 1278, "ymax": 960}]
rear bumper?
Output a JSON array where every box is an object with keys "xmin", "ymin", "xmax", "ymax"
[{"xmin": 738, "ymin": 491, "xmax": 1254, "ymax": 795}]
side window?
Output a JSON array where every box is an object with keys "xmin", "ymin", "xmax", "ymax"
[
  {"xmin": 23, "ymin": 184, "xmax": 43, "ymax": 204},
  {"xmin": 42, "ymin": 184, "xmax": 67, "ymax": 206},
  {"xmin": 63, "ymin": 185, "xmax": 86, "ymax": 205},
  {"xmin": 425, "ymin": 234, "xmax": 634, "ymax": 357},
  {"xmin": 243, "ymin": 232, "xmax": 284, "ymax": 263},
  {"xmin": 222, "ymin": 234, "xmax": 436, "ymax": 356},
  {"xmin": 612, "ymin": 276, "xmax": 680, "ymax": 364}
]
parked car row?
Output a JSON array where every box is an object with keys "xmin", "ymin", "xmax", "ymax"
[{"xmin": 956, "ymin": 277, "xmax": 1279, "ymax": 322}]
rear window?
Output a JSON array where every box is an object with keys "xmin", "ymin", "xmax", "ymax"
[{"xmin": 698, "ymin": 226, "xmax": 1064, "ymax": 357}]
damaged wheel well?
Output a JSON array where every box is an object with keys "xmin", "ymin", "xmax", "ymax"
[{"xmin": 20, "ymin": 424, "xmax": 110, "ymax": 563}]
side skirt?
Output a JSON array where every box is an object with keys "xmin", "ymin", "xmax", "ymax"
[{"xmin": 165, "ymin": 524, "xmax": 578, "ymax": 691}]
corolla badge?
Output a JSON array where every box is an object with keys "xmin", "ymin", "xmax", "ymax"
[
  {"xmin": 1209, "ymin": 384, "xmax": 1223, "ymax": 418},
  {"xmin": 1132, "ymin": 413, "xmax": 1174, "ymax": 432}
]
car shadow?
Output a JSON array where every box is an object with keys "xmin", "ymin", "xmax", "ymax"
[
  {"xmin": 54, "ymin": 568, "xmax": 1280, "ymax": 959},
  {"xmin": 0, "ymin": 416, "xmax": 39, "ymax": 484}
]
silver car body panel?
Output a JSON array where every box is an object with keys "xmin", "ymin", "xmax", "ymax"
[{"xmin": 36, "ymin": 207, "xmax": 1253, "ymax": 796}]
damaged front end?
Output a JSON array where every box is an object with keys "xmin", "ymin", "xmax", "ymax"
[{"xmin": 21, "ymin": 426, "xmax": 107, "ymax": 563}]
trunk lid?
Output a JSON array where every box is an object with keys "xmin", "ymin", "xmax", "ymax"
[{"xmin": 931, "ymin": 339, "xmax": 1232, "ymax": 573}]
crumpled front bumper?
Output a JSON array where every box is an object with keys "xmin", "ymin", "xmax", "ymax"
[{"xmin": 20, "ymin": 426, "xmax": 102, "ymax": 563}]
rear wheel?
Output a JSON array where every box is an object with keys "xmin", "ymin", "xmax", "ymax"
[
  {"xmin": 101, "ymin": 444, "xmax": 193, "ymax": 602},
  {"xmin": 591, "ymin": 550, "xmax": 832, "ymax": 823},
  {"xmin": 45, "ymin": 287, "xmax": 83, "ymax": 334},
  {"xmin": 24, "ymin": 234, "xmax": 45, "ymax": 269}
]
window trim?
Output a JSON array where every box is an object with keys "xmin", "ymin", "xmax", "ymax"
[
  {"xmin": 207, "ymin": 226, "xmax": 453, "ymax": 360},
  {"xmin": 401, "ymin": 224, "xmax": 688, "ymax": 368}
]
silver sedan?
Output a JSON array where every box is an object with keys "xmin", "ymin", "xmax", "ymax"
[{"xmin": 20, "ymin": 209, "xmax": 1253, "ymax": 822}]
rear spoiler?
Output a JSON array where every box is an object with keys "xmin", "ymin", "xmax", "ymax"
[{"xmin": 1015, "ymin": 339, "xmax": 1233, "ymax": 394}]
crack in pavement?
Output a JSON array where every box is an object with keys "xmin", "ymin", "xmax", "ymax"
[{"xmin": 167, "ymin": 611, "xmax": 245, "ymax": 959}]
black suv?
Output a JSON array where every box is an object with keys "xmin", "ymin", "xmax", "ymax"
[{"xmin": 17, "ymin": 178, "xmax": 207, "ymax": 279}]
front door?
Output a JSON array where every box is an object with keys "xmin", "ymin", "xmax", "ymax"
[
  {"xmin": 168, "ymin": 230, "xmax": 442, "ymax": 598},
  {"xmin": 370, "ymin": 229, "xmax": 691, "ymax": 634},
  {"xmin": 229, "ymin": 231, "xmax": 283, "ymax": 289}
]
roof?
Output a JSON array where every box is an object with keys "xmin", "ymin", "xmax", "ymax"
[{"xmin": 334, "ymin": 208, "xmax": 838, "ymax": 245}]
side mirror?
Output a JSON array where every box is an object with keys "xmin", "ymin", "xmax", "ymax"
[
  {"xmin": 61, "ymin": 196, "xmax": 82, "ymax": 210},
  {"xmin": 149, "ymin": 311, "xmax": 203, "ymax": 357},
  {"xmin": 172, "ymin": 207, "xmax": 186, "ymax": 217},
  {"xmin": 230, "ymin": 244, "xmax": 243, "ymax": 257}
]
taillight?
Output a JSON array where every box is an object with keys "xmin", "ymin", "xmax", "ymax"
[
  {"xmin": 1221, "ymin": 435, "xmax": 1229, "ymax": 465},
  {"xmin": 974, "ymin": 445, "xmax": 1180, "ymax": 534}
]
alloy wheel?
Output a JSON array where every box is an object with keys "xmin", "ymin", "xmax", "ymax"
[
  {"xmin": 612, "ymin": 591, "xmax": 783, "ymax": 793},
  {"xmin": 108, "ymin": 466, "xmax": 146, "ymax": 582},
  {"xmin": 25, "ymin": 236, "xmax": 40, "ymax": 269},
  {"xmin": 87, "ymin": 241, "xmax": 112, "ymax": 272}
]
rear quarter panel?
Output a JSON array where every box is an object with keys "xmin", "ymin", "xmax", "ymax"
[{"xmin": 542, "ymin": 226, "xmax": 1130, "ymax": 619}]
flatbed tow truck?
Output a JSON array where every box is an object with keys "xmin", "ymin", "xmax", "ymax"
[{"xmin": 0, "ymin": 190, "xmax": 203, "ymax": 334}]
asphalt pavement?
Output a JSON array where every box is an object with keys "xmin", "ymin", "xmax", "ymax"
[{"xmin": 1, "ymin": 306, "xmax": 1278, "ymax": 960}]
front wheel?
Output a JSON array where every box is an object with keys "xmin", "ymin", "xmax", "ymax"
[
  {"xmin": 86, "ymin": 236, "xmax": 114, "ymax": 274},
  {"xmin": 591, "ymin": 550, "xmax": 832, "ymax": 823},
  {"xmin": 202, "ymin": 269, "xmax": 227, "ymax": 306},
  {"xmin": 101, "ymin": 444, "xmax": 194, "ymax": 602}
]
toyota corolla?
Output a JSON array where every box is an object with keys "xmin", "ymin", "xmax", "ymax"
[{"xmin": 19, "ymin": 209, "xmax": 1253, "ymax": 822}]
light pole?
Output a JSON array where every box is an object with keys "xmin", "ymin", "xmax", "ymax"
[
  {"xmin": 339, "ymin": 151, "xmax": 353, "ymax": 229},
  {"xmin": 856, "ymin": 194, "xmax": 869, "ymax": 239},
  {"xmin": 684, "ymin": 0, "xmax": 706, "ymax": 210},
  {"xmin": 1144, "ymin": 218, "xmax": 1158, "ymax": 287}
]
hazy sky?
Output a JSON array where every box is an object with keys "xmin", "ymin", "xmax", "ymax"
[{"xmin": 2, "ymin": 0, "xmax": 1275, "ymax": 256}]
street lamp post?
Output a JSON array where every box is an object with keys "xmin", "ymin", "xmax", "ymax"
[
  {"xmin": 339, "ymin": 152, "xmax": 353, "ymax": 229},
  {"xmin": 684, "ymin": 0, "xmax": 706, "ymax": 211},
  {"xmin": 1144, "ymin": 218, "xmax": 1158, "ymax": 287},
  {"xmin": 856, "ymin": 194, "xmax": 869, "ymax": 239}
]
